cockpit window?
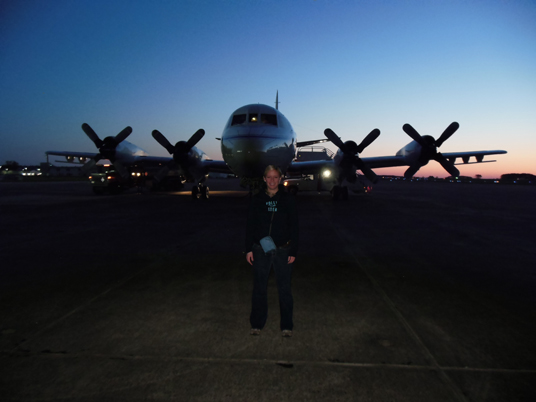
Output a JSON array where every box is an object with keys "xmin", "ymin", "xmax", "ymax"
[
  {"xmin": 261, "ymin": 114, "xmax": 277, "ymax": 126},
  {"xmin": 230, "ymin": 112, "xmax": 277, "ymax": 126},
  {"xmin": 231, "ymin": 114, "xmax": 246, "ymax": 126}
]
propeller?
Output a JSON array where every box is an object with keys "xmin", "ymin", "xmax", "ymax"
[
  {"xmin": 152, "ymin": 129, "xmax": 205, "ymax": 182},
  {"xmin": 81, "ymin": 123, "xmax": 132, "ymax": 178},
  {"xmin": 402, "ymin": 122, "xmax": 460, "ymax": 179},
  {"xmin": 324, "ymin": 128, "xmax": 380, "ymax": 183}
]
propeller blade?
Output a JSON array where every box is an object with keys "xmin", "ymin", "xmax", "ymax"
[
  {"xmin": 353, "ymin": 157, "xmax": 378, "ymax": 183},
  {"xmin": 435, "ymin": 153, "xmax": 460, "ymax": 178},
  {"xmin": 82, "ymin": 123, "xmax": 103, "ymax": 148},
  {"xmin": 152, "ymin": 130, "xmax": 175, "ymax": 154},
  {"xmin": 356, "ymin": 128, "xmax": 380, "ymax": 154},
  {"xmin": 404, "ymin": 165, "xmax": 421, "ymax": 179},
  {"xmin": 324, "ymin": 129, "xmax": 348, "ymax": 153},
  {"xmin": 402, "ymin": 122, "xmax": 460, "ymax": 178},
  {"xmin": 325, "ymin": 128, "xmax": 379, "ymax": 183},
  {"xmin": 114, "ymin": 126, "xmax": 133, "ymax": 144},
  {"xmin": 186, "ymin": 129, "xmax": 205, "ymax": 150},
  {"xmin": 402, "ymin": 124, "xmax": 427, "ymax": 148},
  {"xmin": 435, "ymin": 122, "xmax": 459, "ymax": 148}
]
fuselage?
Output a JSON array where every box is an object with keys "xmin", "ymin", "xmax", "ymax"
[
  {"xmin": 115, "ymin": 140, "xmax": 149, "ymax": 164},
  {"xmin": 220, "ymin": 104, "xmax": 297, "ymax": 178},
  {"xmin": 395, "ymin": 135, "xmax": 436, "ymax": 166}
]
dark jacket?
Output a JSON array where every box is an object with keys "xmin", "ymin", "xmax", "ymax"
[{"xmin": 245, "ymin": 187, "xmax": 299, "ymax": 256}]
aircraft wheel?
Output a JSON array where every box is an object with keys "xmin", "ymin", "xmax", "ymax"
[
  {"xmin": 192, "ymin": 185, "xmax": 200, "ymax": 199},
  {"xmin": 200, "ymin": 185, "xmax": 209, "ymax": 199}
]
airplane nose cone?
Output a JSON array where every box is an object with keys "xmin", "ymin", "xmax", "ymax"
[
  {"xmin": 221, "ymin": 125, "xmax": 296, "ymax": 178},
  {"xmin": 222, "ymin": 137, "xmax": 271, "ymax": 178}
]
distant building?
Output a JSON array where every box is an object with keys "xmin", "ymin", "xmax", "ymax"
[
  {"xmin": 40, "ymin": 163, "xmax": 85, "ymax": 177},
  {"xmin": 500, "ymin": 173, "xmax": 535, "ymax": 184}
]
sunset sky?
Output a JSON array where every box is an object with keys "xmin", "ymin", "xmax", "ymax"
[{"xmin": 1, "ymin": 0, "xmax": 535, "ymax": 178}]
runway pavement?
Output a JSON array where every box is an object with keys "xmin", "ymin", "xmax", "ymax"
[{"xmin": 1, "ymin": 179, "xmax": 535, "ymax": 401}]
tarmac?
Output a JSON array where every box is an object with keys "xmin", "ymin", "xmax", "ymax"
[{"xmin": 0, "ymin": 178, "xmax": 535, "ymax": 401}]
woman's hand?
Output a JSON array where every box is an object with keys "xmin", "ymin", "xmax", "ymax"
[
  {"xmin": 246, "ymin": 252, "xmax": 254, "ymax": 265},
  {"xmin": 288, "ymin": 256, "xmax": 295, "ymax": 264}
]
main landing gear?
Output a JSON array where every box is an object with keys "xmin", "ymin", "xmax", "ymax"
[{"xmin": 192, "ymin": 184, "xmax": 209, "ymax": 199}]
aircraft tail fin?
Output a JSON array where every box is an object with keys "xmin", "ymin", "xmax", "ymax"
[{"xmin": 275, "ymin": 90, "xmax": 279, "ymax": 110}]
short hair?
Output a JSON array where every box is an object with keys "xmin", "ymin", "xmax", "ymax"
[{"xmin": 264, "ymin": 165, "xmax": 282, "ymax": 177}]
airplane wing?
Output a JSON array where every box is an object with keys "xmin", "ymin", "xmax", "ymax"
[
  {"xmin": 46, "ymin": 150, "xmax": 99, "ymax": 164},
  {"xmin": 441, "ymin": 150, "xmax": 507, "ymax": 165},
  {"xmin": 354, "ymin": 150, "xmax": 506, "ymax": 169},
  {"xmin": 287, "ymin": 159, "xmax": 334, "ymax": 175},
  {"xmin": 296, "ymin": 139, "xmax": 330, "ymax": 147},
  {"xmin": 46, "ymin": 150, "xmax": 174, "ymax": 166},
  {"xmin": 204, "ymin": 160, "xmax": 234, "ymax": 174},
  {"xmin": 137, "ymin": 156, "xmax": 173, "ymax": 164},
  {"xmin": 287, "ymin": 149, "xmax": 507, "ymax": 176},
  {"xmin": 286, "ymin": 157, "xmax": 404, "ymax": 176},
  {"xmin": 362, "ymin": 150, "xmax": 508, "ymax": 169},
  {"xmin": 360, "ymin": 149, "xmax": 507, "ymax": 180},
  {"xmin": 46, "ymin": 150, "xmax": 98, "ymax": 159}
]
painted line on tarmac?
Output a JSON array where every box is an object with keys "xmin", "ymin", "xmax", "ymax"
[
  {"xmin": 10, "ymin": 239, "xmax": 199, "ymax": 354},
  {"xmin": 315, "ymin": 203, "xmax": 470, "ymax": 402},
  {"xmin": 10, "ymin": 350, "xmax": 536, "ymax": 375}
]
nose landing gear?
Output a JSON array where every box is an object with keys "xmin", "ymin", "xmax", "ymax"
[{"xmin": 192, "ymin": 184, "xmax": 209, "ymax": 199}]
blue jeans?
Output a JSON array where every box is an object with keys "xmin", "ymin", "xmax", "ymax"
[{"xmin": 250, "ymin": 244, "xmax": 294, "ymax": 331}]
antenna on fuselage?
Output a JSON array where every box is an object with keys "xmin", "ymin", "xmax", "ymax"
[{"xmin": 275, "ymin": 90, "xmax": 279, "ymax": 110}]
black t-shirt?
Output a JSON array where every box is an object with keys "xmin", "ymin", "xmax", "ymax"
[{"xmin": 245, "ymin": 189, "xmax": 299, "ymax": 256}]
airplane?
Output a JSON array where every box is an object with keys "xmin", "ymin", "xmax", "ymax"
[{"xmin": 47, "ymin": 93, "xmax": 507, "ymax": 198}]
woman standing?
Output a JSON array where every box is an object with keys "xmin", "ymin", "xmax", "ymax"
[{"xmin": 245, "ymin": 165, "xmax": 299, "ymax": 337}]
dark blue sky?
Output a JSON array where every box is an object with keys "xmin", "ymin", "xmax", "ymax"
[{"xmin": 1, "ymin": 0, "xmax": 535, "ymax": 177}]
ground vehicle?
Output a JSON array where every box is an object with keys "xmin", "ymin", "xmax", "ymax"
[
  {"xmin": 283, "ymin": 175, "xmax": 329, "ymax": 195},
  {"xmin": 89, "ymin": 170, "xmax": 132, "ymax": 194},
  {"xmin": 283, "ymin": 174, "xmax": 372, "ymax": 199},
  {"xmin": 89, "ymin": 169, "xmax": 186, "ymax": 194}
]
